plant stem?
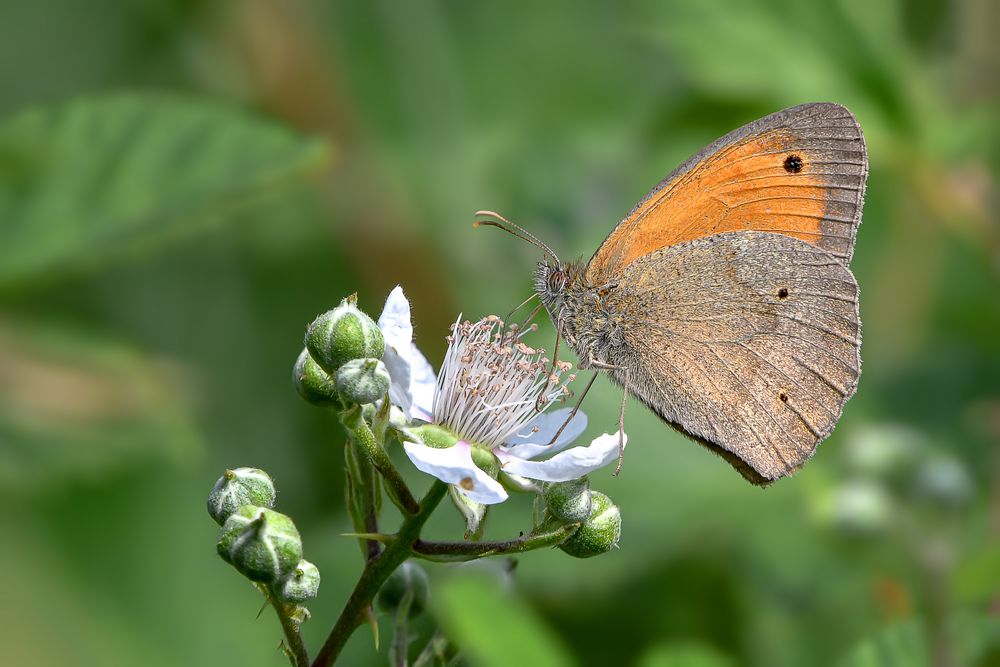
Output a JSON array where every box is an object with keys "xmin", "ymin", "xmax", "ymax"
[
  {"xmin": 411, "ymin": 522, "xmax": 579, "ymax": 562},
  {"xmin": 343, "ymin": 407, "xmax": 420, "ymax": 515},
  {"xmin": 266, "ymin": 585, "xmax": 310, "ymax": 667},
  {"xmin": 312, "ymin": 480, "xmax": 449, "ymax": 667}
]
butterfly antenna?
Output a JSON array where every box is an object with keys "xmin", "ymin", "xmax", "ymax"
[{"xmin": 473, "ymin": 210, "xmax": 561, "ymax": 265}]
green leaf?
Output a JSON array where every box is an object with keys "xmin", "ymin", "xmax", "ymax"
[
  {"xmin": 954, "ymin": 544, "xmax": 1000, "ymax": 605},
  {"xmin": 839, "ymin": 615, "xmax": 1000, "ymax": 667},
  {"xmin": 0, "ymin": 93, "xmax": 329, "ymax": 288},
  {"xmin": 634, "ymin": 641, "xmax": 736, "ymax": 667},
  {"xmin": 432, "ymin": 572, "xmax": 575, "ymax": 667},
  {"xmin": 0, "ymin": 319, "xmax": 200, "ymax": 493}
]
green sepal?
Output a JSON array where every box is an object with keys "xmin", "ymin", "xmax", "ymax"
[
  {"xmin": 207, "ymin": 468, "xmax": 276, "ymax": 525},
  {"xmin": 449, "ymin": 484, "xmax": 489, "ymax": 540},
  {"xmin": 277, "ymin": 559, "xmax": 321, "ymax": 603},
  {"xmin": 558, "ymin": 491, "xmax": 621, "ymax": 559},
  {"xmin": 293, "ymin": 347, "xmax": 342, "ymax": 407},
  {"xmin": 305, "ymin": 295, "xmax": 384, "ymax": 375},
  {"xmin": 543, "ymin": 477, "xmax": 592, "ymax": 524},
  {"xmin": 336, "ymin": 357, "xmax": 391, "ymax": 406},
  {"xmin": 217, "ymin": 505, "xmax": 304, "ymax": 583}
]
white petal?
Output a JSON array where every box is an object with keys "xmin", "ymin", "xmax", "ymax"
[
  {"xmin": 383, "ymin": 346, "xmax": 414, "ymax": 416},
  {"xmin": 497, "ymin": 431, "xmax": 626, "ymax": 482},
  {"xmin": 403, "ymin": 441, "xmax": 508, "ymax": 504},
  {"xmin": 405, "ymin": 343, "xmax": 436, "ymax": 421},
  {"xmin": 377, "ymin": 286, "xmax": 413, "ymax": 353},
  {"xmin": 503, "ymin": 408, "xmax": 588, "ymax": 461},
  {"xmin": 378, "ymin": 286, "xmax": 438, "ymax": 420}
]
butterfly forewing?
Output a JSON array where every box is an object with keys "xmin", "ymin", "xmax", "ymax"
[
  {"xmin": 602, "ymin": 231, "xmax": 861, "ymax": 481},
  {"xmin": 586, "ymin": 103, "xmax": 867, "ymax": 285}
]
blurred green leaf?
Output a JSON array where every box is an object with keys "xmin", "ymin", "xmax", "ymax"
[
  {"xmin": 432, "ymin": 572, "xmax": 575, "ymax": 667},
  {"xmin": 0, "ymin": 319, "xmax": 200, "ymax": 493},
  {"xmin": 0, "ymin": 93, "xmax": 329, "ymax": 288},
  {"xmin": 954, "ymin": 544, "xmax": 1000, "ymax": 605},
  {"xmin": 839, "ymin": 615, "xmax": 1000, "ymax": 667},
  {"xmin": 634, "ymin": 641, "xmax": 736, "ymax": 667}
]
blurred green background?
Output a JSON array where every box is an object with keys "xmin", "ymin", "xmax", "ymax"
[{"xmin": 1, "ymin": 1, "xmax": 997, "ymax": 665}]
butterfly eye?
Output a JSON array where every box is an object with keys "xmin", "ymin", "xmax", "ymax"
[{"xmin": 547, "ymin": 269, "xmax": 566, "ymax": 293}]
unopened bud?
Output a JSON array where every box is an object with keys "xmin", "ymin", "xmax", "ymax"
[
  {"xmin": 543, "ymin": 477, "xmax": 592, "ymax": 524},
  {"xmin": 559, "ymin": 491, "xmax": 621, "ymax": 558},
  {"xmin": 305, "ymin": 296, "xmax": 384, "ymax": 375},
  {"xmin": 336, "ymin": 358, "xmax": 390, "ymax": 405},
  {"xmin": 377, "ymin": 561, "xmax": 429, "ymax": 618},
  {"xmin": 207, "ymin": 468, "xmax": 276, "ymax": 526},
  {"xmin": 293, "ymin": 348, "xmax": 341, "ymax": 406},
  {"xmin": 217, "ymin": 506, "xmax": 303, "ymax": 583},
  {"xmin": 278, "ymin": 559, "xmax": 321, "ymax": 603}
]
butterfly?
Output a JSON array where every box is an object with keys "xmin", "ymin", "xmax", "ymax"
[{"xmin": 477, "ymin": 103, "xmax": 867, "ymax": 484}]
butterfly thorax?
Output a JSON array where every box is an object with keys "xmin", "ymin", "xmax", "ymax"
[{"xmin": 534, "ymin": 260, "xmax": 626, "ymax": 369}]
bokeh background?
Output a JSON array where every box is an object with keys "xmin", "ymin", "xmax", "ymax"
[{"xmin": 1, "ymin": 1, "xmax": 997, "ymax": 666}]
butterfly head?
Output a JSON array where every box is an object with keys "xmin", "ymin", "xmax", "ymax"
[{"xmin": 534, "ymin": 259, "xmax": 571, "ymax": 313}]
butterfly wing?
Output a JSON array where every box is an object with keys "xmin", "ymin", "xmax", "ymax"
[
  {"xmin": 602, "ymin": 231, "xmax": 860, "ymax": 482},
  {"xmin": 586, "ymin": 103, "xmax": 867, "ymax": 285}
]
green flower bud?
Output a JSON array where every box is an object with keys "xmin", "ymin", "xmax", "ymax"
[
  {"xmin": 217, "ymin": 506, "xmax": 303, "ymax": 583},
  {"xmin": 293, "ymin": 348, "xmax": 341, "ymax": 407},
  {"xmin": 377, "ymin": 561, "xmax": 430, "ymax": 618},
  {"xmin": 335, "ymin": 358, "xmax": 391, "ymax": 405},
  {"xmin": 559, "ymin": 491, "xmax": 621, "ymax": 559},
  {"xmin": 207, "ymin": 468, "xmax": 276, "ymax": 526},
  {"xmin": 543, "ymin": 477, "xmax": 592, "ymax": 524},
  {"xmin": 305, "ymin": 296, "xmax": 384, "ymax": 375},
  {"xmin": 278, "ymin": 559, "xmax": 321, "ymax": 603}
]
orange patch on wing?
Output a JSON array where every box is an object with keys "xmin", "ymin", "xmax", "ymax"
[{"xmin": 587, "ymin": 130, "xmax": 828, "ymax": 282}]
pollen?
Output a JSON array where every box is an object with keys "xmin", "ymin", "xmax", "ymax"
[{"xmin": 431, "ymin": 315, "xmax": 573, "ymax": 448}]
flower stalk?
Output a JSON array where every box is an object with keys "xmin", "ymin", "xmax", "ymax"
[
  {"xmin": 411, "ymin": 522, "xmax": 581, "ymax": 562},
  {"xmin": 341, "ymin": 406, "xmax": 420, "ymax": 515},
  {"xmin": 311, "ymin": 480, "xmax": 450, "ymax": 667},
  {"xmin": 265, "ymin": 584, "xmax": 310, "ymax": 667}
]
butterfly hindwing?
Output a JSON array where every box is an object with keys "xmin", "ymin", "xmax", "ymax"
[{"xmin": 600, "ymin": 231, "xmax": 861, "ymax": 482}]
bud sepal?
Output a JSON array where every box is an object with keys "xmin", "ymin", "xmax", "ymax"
[
  {"xmin": 336, "ymin": 357, "xmax": 391, "ymax": 406},
  {"xmin": 207, "ymin": 468, "xmax": 276, "ymax": 526},
  {"xmin": 558, "ymin": 491, "xmax": 621, "ymax": 559},
  {"xmin": 305, "ymin": 295, "xmax": 385, "ymax": 375},
  {"xmin": 543, "ymin": 477, "xmax": 592, "ymax": 524},
  {"xmin": 277, "ymin": 559, "xmax": 321, "ymax": 604},
  {"xmin": 217, "ymin": 506, "xmax": 304, "ymax": 583}
]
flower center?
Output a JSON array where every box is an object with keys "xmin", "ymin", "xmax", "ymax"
[{"xmin": 433, "ymin": 316, "xmax": 573, "ymax": 448}]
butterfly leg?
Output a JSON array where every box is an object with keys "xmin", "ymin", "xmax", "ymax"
[
  {"xmin": 535, "ymin": 316, "xmax": 564, "ymax": 412},
  {"xmin": 614, "ymin": 373, "xmax": 628, "ymax": 476},
  {"xmin": 586, "ymin": 359, "xmax": 629, "ymax": 475},
  {"xmin": 545, "ymin": 372, "xmax": 599, "ymax": 446},
  {"xmin": 501, "ymin": 296, "xmax": 541, "ymax": 342}
]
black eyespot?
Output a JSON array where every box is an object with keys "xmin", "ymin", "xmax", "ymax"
[
  {"xmin": 783, "ymin": 154, "xmax": 803, "ymax": 173},
  {"xmin": 777, "ymin": 287, "xmax": 789, "ymax": 299},
  {"xmin": 779, "ymin": 392, "xmax": 788, "ymax": 403}
]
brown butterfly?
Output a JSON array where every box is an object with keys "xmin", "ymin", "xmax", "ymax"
[{"xmin": 477, "ymin": 103, "xmax": 867, "ymax": 484}]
